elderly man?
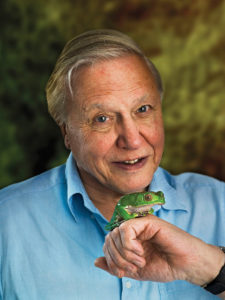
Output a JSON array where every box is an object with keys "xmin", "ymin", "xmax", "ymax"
[{"xmin": 0, "ymin": 29, "xmax": 224, "ymax": 300}]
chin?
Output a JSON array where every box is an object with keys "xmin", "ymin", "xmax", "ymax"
[
  {"xmin": 126, "ymin": 176, "xmax": 153, "ymax": 191},
  {"xmin": 115, "ymin": 181, "xmax": 151, "ymax": 195}
]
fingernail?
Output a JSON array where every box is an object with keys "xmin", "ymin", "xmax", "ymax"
[
  {"xmin": 117, "ymin": 271, "xmax": 124, "ymax": 278},
  {"xmin": 94, "ymin": 259, "xmax": 99, "ymax": 266}
]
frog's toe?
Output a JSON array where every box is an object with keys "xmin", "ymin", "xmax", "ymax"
[{"xmin": 148, "ymin": 208, "xmax": 154, "ymax": 214}]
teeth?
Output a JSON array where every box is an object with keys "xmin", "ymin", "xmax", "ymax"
[{"xmin": 124, "ymin": 159, "xmax": 139, "ymax": 165}]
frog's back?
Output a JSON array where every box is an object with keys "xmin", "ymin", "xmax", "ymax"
[{"xmin": 119, "ymin": 192, "xmax": 143, "ymax": 206}]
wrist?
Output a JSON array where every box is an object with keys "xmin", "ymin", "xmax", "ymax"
[
  {"xmin": 185, "ymin": 243, "xmax": 225, "ymax": 287},
  {"xmin": 202, "ymin": 246, "xmax": 225, "ymax": 295}
]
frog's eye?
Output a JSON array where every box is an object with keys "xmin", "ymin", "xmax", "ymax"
[{"xmin": 145, "ymin": 194, "xmax": 152, "ymax": 201}]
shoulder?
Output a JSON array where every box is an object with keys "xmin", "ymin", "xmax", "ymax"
[
  {"xmin": 158, "ymin": 167, "xmax": 225, "ymax": 211},
  {"xmin": 0, "ymin": 164, "xmax": 66, "ymax": 210},
  {"xmin": 158, "ymin": 166, "xmax": 224, "ymax": 190},
  {"xmin": 174, "ymin": 171, "xmax": 224, "ymax": 190},
  {"xmin": 156, "ymin": 167, "xmax": 225, "ymax": 206},
  {"xmin": 172, "ymin": 172, "xmax": 225, "ymax": 204}
]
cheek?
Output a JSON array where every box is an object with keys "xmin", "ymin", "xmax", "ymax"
[
  {"xmin": 70, "ymin": 128, "xmax": 115, "ymax": 162},
  {"xmin": 87, "ymin": 133, "xmax": 115, "ymax": 159},
  {"xmin": 153, "ymin": 115, "xmax": 164, "ymax": 144},
  {"xmin": 66, "ymin": 126, "xmax": 88, "ymax": 161},
  {"xmin": 155, "ymin": 126, "xmax": 165, "ymax": 147},
  {"xmin": 144, "ymin": 119, "xmax": 164, "ymax": 149}
]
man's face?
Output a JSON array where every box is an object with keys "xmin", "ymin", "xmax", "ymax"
[{"xmin": 63, "ymin": 55, "xmax": 164, "ymax": 196}]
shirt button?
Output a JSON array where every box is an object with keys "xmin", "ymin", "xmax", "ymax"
[{"xmin": 125, "ymin": 281, "xmax": 132, "ymax": 289}]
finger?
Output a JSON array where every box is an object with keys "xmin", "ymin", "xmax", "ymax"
[
  {"xmin": 110, "ymin": 228, "xmax": 146, "ymax": 268},
  {"xmin": 104, "ymin": 233, "xmax": 138, "ymax": 274},
  {"xmin": 94, "ymin": 256, "xmax": 123, "ymax": 276},
  {"xmin": 118, "ymin": 215, "xmax": 166, "ymax": 252},
  {"xmin": 118, "ymin": 220, "xmax": 145, "ymax": 256},
  {"xmin": 94, "ymin": 257, "xmax": 110, "ymax": 271},
  {"xmin": 95, "ymin": 256, "xmax": 124, "ymax": 278},
  {"xmin": 103, "ymin": 239, "xmax": 126, "ymax": 278}
]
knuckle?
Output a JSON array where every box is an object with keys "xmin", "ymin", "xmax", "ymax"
[
  {"xmin": 119, "ymin": 221, "xmax": 128, "ymax": 232},
  {"xmin": 106, "ymin": 258, "xmax": 123, "ymax": 277},
  {"xmin": 123, "ymin": 249, "xmax": 134, "ymax": 261},
  {"xmin": 107, "ymin": 260, "xmax": 115, "ymax": 271},
  {"xmin": 111, "ymin": 227, "xmax": 119, "ymax": 238},
  {"xmin": 105, "ymin": 234, "xmax": 110, "ymax": 243},
  {"xmin": 118, "ymin": 227, "xmax": 132, "ymax": 249}
]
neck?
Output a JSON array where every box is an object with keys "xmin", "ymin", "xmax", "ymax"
[
  {"xmin": 77, "ymin": 168, "xmax": 124, "ymax": 220},
  {"xmin": 77, "ymin": 166, "xmax": 149, "ymax": 220},
  {"xmin": 84, "ymin": 181, "xmax": 122, "ymax": 220}
]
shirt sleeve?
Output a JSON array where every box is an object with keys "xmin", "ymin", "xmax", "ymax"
[{"xmin": 0, "ymin": 274, "xmax": 2, "ymax": 300}]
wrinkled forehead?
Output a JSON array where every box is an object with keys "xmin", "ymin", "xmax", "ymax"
[
  {"xmin": 68, "ymin": 55, "xmax": 157, "ymax": 104},
  {"xmin": 70, "ymin": 54, "xmax": 152, "ymax": 84}
]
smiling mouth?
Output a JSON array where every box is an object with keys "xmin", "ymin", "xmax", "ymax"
[
  {"xmin": 116, "ymin": 157, "xmax": 146, "ymax": 165},
  {"xmin": 124, "ymin": 158, "xmax": 140, "ymax": 165},
  {"xmin": 112, "ymin": 156, "xmax": 148, "ymax": 170}
]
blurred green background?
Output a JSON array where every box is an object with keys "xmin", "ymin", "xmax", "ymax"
[{"xmin": 0, "ymin": 0, "xmax": 225, "ymax": 188}]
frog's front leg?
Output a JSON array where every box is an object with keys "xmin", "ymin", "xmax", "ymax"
[
  {"xmin": 148, "ymin": 208, "xmax": 154, "ymax": 214},
  {"xmin": 116, "ymin": 206, "xmax": 138, "ymax": 220},
  {"xmin": 141, "ymin": 208, "xmax": 154, "ymax": 217}
]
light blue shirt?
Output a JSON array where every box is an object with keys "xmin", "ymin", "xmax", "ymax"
[{"xmin": 0, "ymin": 153, "xmax": 224, "ymax": 300}]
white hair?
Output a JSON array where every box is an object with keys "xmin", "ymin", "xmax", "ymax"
[{"xmin": 46, "ymin": 29, "xmax": 163, "ymax": 126}]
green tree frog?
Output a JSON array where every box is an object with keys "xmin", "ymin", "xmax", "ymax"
[{"xmin": 105, "ymin": 191, "xmax": 165, "ymax": 231}]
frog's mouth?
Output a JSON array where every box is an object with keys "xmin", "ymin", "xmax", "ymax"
[{"xmin": 126, "ymin": 203, "xmax": 161, "ymax": 214}]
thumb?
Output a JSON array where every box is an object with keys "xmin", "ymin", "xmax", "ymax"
[
  {"xmin": 94, "ymin": 257, "xmax": 108, "ymax": 271},
  {"xmin": 94, "ymin": 257, "xmax": 120, "ymax": 276},
  {"xmin": 94, "ymin": 257, "xmax": 125, "ymax": 278}
]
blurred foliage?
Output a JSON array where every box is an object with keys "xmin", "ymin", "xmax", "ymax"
[{"xmin": 0, "ymin": 0, "xmax": 224, "ymax": 188}]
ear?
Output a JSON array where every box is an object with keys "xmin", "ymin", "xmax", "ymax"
[{"xmin": 60, "ymin": 123, "xmax": 71, "ymax": 150}]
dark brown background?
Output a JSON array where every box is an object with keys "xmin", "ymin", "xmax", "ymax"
[{"xmin": 0, "ymin": 0, "xmax": 224, "ymax": 188}]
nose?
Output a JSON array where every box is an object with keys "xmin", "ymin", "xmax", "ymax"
[{"xmin": 116, "ymin": 117, "xmax": 142, "ymax": 150}]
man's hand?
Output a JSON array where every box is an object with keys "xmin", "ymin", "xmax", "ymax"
[{"xmin": 95, "ymin": 215, "xmax": 225, "ymax": 288}]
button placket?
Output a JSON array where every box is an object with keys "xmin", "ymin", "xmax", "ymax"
[{"xmin": 125, "ymin": 280, "xmax": 132, "ymax": 289}]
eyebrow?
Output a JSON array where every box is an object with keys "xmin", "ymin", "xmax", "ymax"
[{"xmin": 83, "ymin": 94, "xmax": 150, "ymax": 113}]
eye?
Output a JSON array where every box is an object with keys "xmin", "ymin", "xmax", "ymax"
[
  {"xmin": 95, "ymin": 115, "xmax": 108, "ymax": 123},
  {"xmin": 91, "ymin": 113, "xmax": 113, "ymax": 130},
  {"xmin": 137, "ymin": 105, "xmax": 151, "ymax": 113},
  {"xmin": 144, "ymin": 194, "xmax": 152, "ymax": 201}
]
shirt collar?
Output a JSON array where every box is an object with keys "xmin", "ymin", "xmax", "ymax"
[
  {"xmin": 65, "ymin": 152, "xmax": 86, "ymax": 201},
  {"xmin": 150, "ymin": 167, "xmax": 189, "ymax": 212},
  {"xmin": 65, "ymin": 153, "xmax": 189, "ymax": 222},
  {"xmin": 65, "ymin": 153, "xmax": 103, "ymax": 222}
]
